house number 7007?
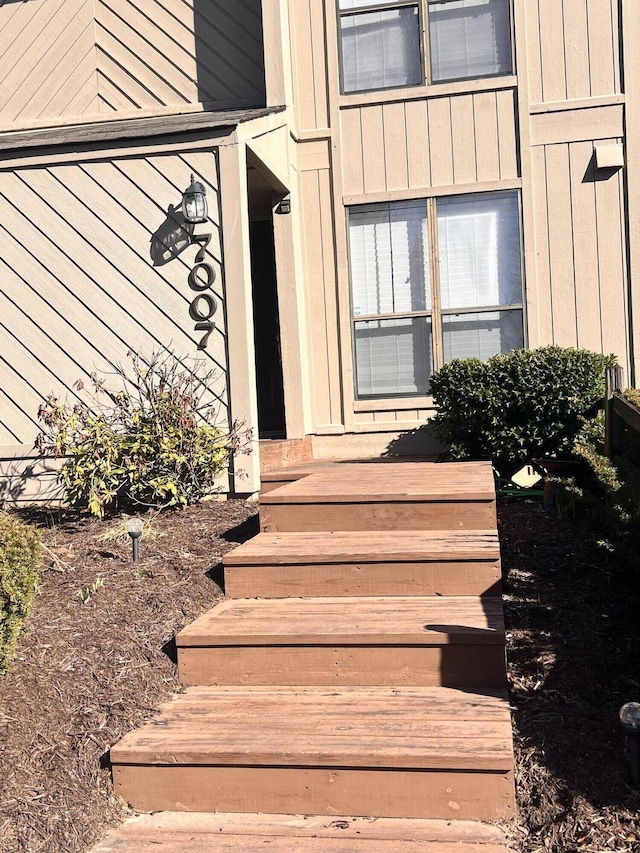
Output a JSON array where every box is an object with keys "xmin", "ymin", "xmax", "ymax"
[{"xmin": 188, "ymin": 232, "xmax": 218, "ymax": 350}]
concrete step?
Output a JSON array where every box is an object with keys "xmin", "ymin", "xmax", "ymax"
[
  {"xmin": 223, "ymin": 530, "xmax": 501, "ymax": 597},
  {"xmin": 176, "ymin": 596, "xmax": 506, "ymax": 688},
  {"xmin": 110, "ymin": 685, "xmax": 515, "ymax": 821}
]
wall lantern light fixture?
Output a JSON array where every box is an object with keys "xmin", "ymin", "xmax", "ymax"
[{"xmin": 182, "ymin": 174, "xmax": 208, "ymax": 224}]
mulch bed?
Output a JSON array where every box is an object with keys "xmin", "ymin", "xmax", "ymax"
[{"xmin": 0, "ymin": 497, "xmax": 638, "ymax": 853}]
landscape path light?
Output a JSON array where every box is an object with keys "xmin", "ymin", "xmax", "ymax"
[
  {"xmin": 182, "ymin": 174, "xmax": 208, "ymax": 225},
  {"xmin": 126, "ymin": 517, "xmax": 144, "ymax": 563},
  {"xmin": 619, "ymin": 701, "xmax": 640, "ymax": 786}
]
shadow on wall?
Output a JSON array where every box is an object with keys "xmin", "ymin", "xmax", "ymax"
[
  {"xmin": 150, "ymin": 204, "xmax": 192, "ymax": 267},
  {"xmin": 0, "ymin": 455, "xmax": 65, "ymax": 507},
  {"xmin": 383, "ymin": 424, "xmax": 443, "ymax": 458},
  {"xmin": 193, "ymin": 0, "xmax": 266, "ymax": 110}
]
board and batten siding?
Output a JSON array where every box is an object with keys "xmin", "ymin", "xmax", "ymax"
[
  {"xmin": 0, "ymin": 147, "xmax": 227, "ymax": 455},
  {"xmin": 0, "ymin": 0, "xmax": 266, "ymax": 130}
]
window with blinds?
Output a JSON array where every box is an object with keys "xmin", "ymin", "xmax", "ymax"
[
  {"xmin": 348, "ymin": 191, "xmax": 524, "ymax": 399},
  {"xmin": 338, "ymin": 0, "xmax": 512, "ymax": 93}
]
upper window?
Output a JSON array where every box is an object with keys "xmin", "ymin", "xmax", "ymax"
[
  {"xmin": 348, "ymin": 191, "xmax": 524, "ymax": 399},
  {"xmin": 338, "ymin": 0, "xmax": 513, "ymax": 94}
]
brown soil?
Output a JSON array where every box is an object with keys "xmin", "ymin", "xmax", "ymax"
[{"xmin": 0, "ymin": 499, "xmax": 638, "ymax": 853}]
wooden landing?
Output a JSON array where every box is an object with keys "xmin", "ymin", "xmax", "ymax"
[
  {"xmin": 176, "ymin": 596, "xmax": 506, "ymax": 687},
  {"xmin": 260, "ymin": 462, "xmax": 496, "ymax": 532},
  {"xmin": 260, "ymin": 457, "xmax": 437, "ymax": 493},
  {"xmin": 110, "ymin": 686, "xmax": 515, "ymax": 820},
  {"xmin": 224, "ymin": 530, "xmax": 501, "ymax": 597},
  {"xmin": 92, "ymin": 813, "xmax": 515, "ymax": 853}
]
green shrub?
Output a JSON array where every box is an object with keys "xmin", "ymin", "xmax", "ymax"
[
  {"xmin": 427, "ymin": 346, "xmax": 616, "ymax": 473},
  {"xmin": 0, "ymin": 513, "xmax": 41, "ymax": 674},
  {"xmin": 36, "ymin": 350, "xmax": 251, "ymax": 517}
]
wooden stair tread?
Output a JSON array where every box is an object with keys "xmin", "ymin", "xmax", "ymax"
[
  {"xmin": 260, "ymin": 462, "xmax": 495, "ymax": 505},
  {"xmin": 110, "ymin": 686, "xmax": 513, "ymax": 771},
  {"xmin": 177, "ymin": 596, "xmax": 505, "ymax": 646},
  {"xmin": 92, "ymin": 812, "xmax": 514, "ymax": 852},
  {"xmin": 224, "ymin": 530, "xmax": 500, "ymax": 565}
]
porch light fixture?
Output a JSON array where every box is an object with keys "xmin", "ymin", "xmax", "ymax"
[
  {"xmin": 182, "ymin": 174, "xmax": 208, "ymax": 224},
  {"xmin": 619, "ymin": 702, "xmax": 640, "ymax": 786},
  {"xmin": 126, "ymin": 516, "xmax": 144, "ymax": 563}
]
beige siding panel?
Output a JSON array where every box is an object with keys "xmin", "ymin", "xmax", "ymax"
[
  {"xmin": 563, "ymin": 0, "xmax": 590, "ymax": 101},
  {"xmin": 450, "ymin": 95, "xmax": 477, "ymax": 185},
  {"xmin": 530, "ymin": 104, "xmax": 624, "ymax": 146},
  {"xmin": 539, "ymin": 0, "xmax": 567, "ymax": 102},
  {"xmin": 290, "ymin": 0, "xmax": 316, "ymax": 131},
  {"xmin": 427, "ymin": 98, "xmax": 454, "ymax": 187},
  {"xmin": 0, "ymin": 150, "xmax": 227, "ymax": 444},
  {"xmin": 586, "ymin": 0, "xmax": 617, "ymax": 96},
  {"xmin": 340, "ymin": 109, "xmax": 365, "ymax": 196},
  {"xmin": 474, "ymin": 92, "xmax": 500, "ymax": 183},
  {"xmin": 595, "ymin": 161, "xmax": 628, "ymax": 362},
  {"xmin": 0, "ymin": 0, "xmax": 99, "ymax": 127},
  {"xmin": 361, "ymin": 106, "xmax": 386, "ymax": 194},
  {"xmin": 300, "ymin": 170, "xmax": 342, "ymax": 428},
  {"xmin": 495, "ymin": 90, "xmax": 519, "ymax": 179},
  {"xmin": 405, "ymin": 99, "xmax": 431, "ymax": 189},
  {"xmin": 298, "ymin": 140, "xmax": 331, "ymax": 172},
  {"xmin": 568, "ymin": 142, "xmax": 603, "ymax": 351},
  {"xmin": 530, "ymin": 146, "xmax": 554, "ymax": 345},
  {"xmin": 382, "ymin": 102, "xmax": 409, "ymax": 191},
  {"xmin": 525, "ymin": 3, "xmax": 543, "ymax": 105},
  {"xmin": 544, "ymin": 144, "xmax": 578, "ymax": 346},
  {"xmin": 308, "ymin": 0, "xmax": 329, "ymax": 130}
]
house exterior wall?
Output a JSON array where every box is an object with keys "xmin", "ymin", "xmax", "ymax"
[
  {"xmin": 0, "ymin": 0, "xmax": 266, "ymax": 131},
  {"xmin": 283, "ymin": 0, "xmax": 635, "ymax": 447}
]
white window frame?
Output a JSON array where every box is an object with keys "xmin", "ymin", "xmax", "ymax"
[
  {"xmin": 337, "ymin": 0, "xmax": 514, "ymax": 94},
  {"xmin": 347, "ymin": 191, "xmax": 526, "ymax": 401}
]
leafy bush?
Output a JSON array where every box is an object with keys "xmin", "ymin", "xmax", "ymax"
[
  {"xmin": 36, "ymin": 350, "xmax": 251, "ymax": 517},
  {"xmin": 0, "ymin": 513, "xmax": 41, "ymax": 674},
  {"xmin": 427, "ymin": 346, "xmax": 616, "ymax": 473}
]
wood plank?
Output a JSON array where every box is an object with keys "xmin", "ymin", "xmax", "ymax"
[
  {"xmin": 177, "ymin": 596, "xmax": 505, "ymax": 647},
  {"xmin": 473, "ymin": 92, "xmax": 500, "ymax": 183},
  {"xmin": 427, "ymin": 97, "xmax": 454, "ymax": 186},
  {"xmin": 340, "ymin": 108, "xmax": 364, "ymax": 196},
  {"xmin": 405, "ymin": 99, "xmax": 430, "ymax": 188},
  {"xmin": 93, "ymin": 812, "xmax": 515, "ymax": 851},
  {"xmin": 224, "ymin": 529, "xmax": 500, "ymax": 563},
  {"xmin": 450, "ymin": 95, "xmax": 477, "ymax": 185},
  {"xmin": 383, "ymin": 102, "xmax": 409, "ymax": 191},
  {"xmin": 112, "ymin": 764, "xmax": 515, "ymax": 820},
  {"xmin": 361, "ymin": 106, "xmax": 386, "ymax": 194},
  {"xmin": 586, "ymin": 0, "xmax": 616, "ymax": 97},
  {"xmin": 595, "ymin": 161, "xmax": 628, "ymax": 362},
  {"xmin": 563, "ymin": 0, "xmax": 590, "ymax": 101},
  {"xmin": 178, "ymin": 645, "xmax": 507, "ymax": 689},
  {"xmin": 539, "ymin": 0, "xmax": 567, "ymax": 102},
  {"xmin": 530, "ymin": 145, "xmax": 554, "ymax": 343},
  {"xmin": 495, "ymin": 89, "xmax": 518, "ymax": 179},
  {"xmin": 224, "ymin": 561, "xmax": 501, "ymax": 599},
  {"xmin": 80, "ymin": 811, "xmax": 513, "ymax": 843}
]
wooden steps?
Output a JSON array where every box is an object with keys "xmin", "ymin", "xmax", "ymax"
[
  {"xmin": 110, "ymin": 686, "xmax": 514, "ymax": 820},
  {"xmin": 101, "ymin": 459, "xmax": 515, "ymax": 851},
  {"xmin": 223, "ymin": 530, "xmax": 501, "ymax": 597},
  {"xmin": 91, "ymin": 812, "xmax": 514, "ymax": 853},
  {"xmin": 176, "ymin": 596, "xmax": 507, "ymax": 687},
  {"xmin": 260, "ymin": 463, "xmax": 497, "ymax": 532}
]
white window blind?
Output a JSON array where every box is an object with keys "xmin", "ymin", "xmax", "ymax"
[
  {"xmin": 340, "ymin": 5, "xmax": 422, "ymax": 93},
  {"xmin": 442, "ymin": 310, "xmax": 524, "ymax": 361},
  {"xmin": 355, "ymin": 318, "xmax": 433, "ymax": 396},
  {"xmin": 428, "ymin": 0, "xmax": 512, "ymax": 82}
]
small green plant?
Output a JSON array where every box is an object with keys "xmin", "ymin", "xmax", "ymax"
[
  {"xmin": 427, "ymin": 346, "xmax": 616, "ymax": 473},
  {"xmin": 0, "ymin": 513, "xmax": 42, "ymax": 674},
  {"xmin": 36, "ymin": 350, "xmax": 252, "ymax": 517},
  {"xmin": 79, "ymin": 577, "xmax": 104, "ymax": 605}
]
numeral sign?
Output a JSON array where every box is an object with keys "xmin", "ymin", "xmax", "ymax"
[{"xmin": 188, "ymin": 233, "xmax": 218, "ymax": 350}]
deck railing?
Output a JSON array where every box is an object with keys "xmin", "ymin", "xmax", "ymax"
[{"xmin": 604, "ymin": 365, "xmax": 640, "ymax": 472}]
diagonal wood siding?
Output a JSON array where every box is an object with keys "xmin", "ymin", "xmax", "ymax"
[
  {"xmin": 0, "ymin": 147, "xmax": 227, "ymax": 448},
  {"xmin": 95, "ymin": 0, "xmax": 266, "ymax": 114},
  {"xmin": 0, "ymin": 0, "xmax": 266, "ymax": 130},
  {"xmin": 0, "ymin": 0, "xmax": 99, "ymax": 127}
]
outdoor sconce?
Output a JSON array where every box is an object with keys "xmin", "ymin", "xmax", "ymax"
[
  {"xmin": 619, "ymin": 702, "xmax": 640, "ymax": 786},
  {"xmin": 182, "ymin": 174, "xmax": 208, "ymax": 224},
  {"xmin": 126, "ymin": 517, "xmax": 144, "ymax": 563}
]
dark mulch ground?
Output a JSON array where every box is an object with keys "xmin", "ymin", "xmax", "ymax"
[{"xmin": 0, "ymin": 497, "xmax": 639, "ymax": 853}]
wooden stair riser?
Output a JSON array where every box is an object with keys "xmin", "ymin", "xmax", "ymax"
[
  {"xmin": 260, "ymin": 501, "xmax": 497, "ymax": 533},
  {"xmin": 112, "ymin": 765, "xmax": 515, "ymax": 821},
  {"xmin": 178, "ymin": 644, "xmax": 507, "ymax": 688},
  {"xmin": 224, "ymin": 561, "xmax": 501, "ymax": 598}
]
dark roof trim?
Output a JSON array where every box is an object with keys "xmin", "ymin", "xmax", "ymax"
[{"xmin": 0, "ymin": 105, "xmax": 286, "ymax": 154}]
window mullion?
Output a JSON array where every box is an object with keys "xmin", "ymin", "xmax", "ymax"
[{"xmin": 427, "ymin": 197, "xmax": 443, "ymax": 370}]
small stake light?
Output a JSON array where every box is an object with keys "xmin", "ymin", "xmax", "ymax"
[
  {"xmin": 182, "ymin": 173, "xmax": 208, "ymax": 224},
  {"xmin": 126, "ymin": 517, "xmax": 144, "ymax": 563},
  {"xmin": 619, "ymin": 702, "xmax": 640, "ymax": 786}
]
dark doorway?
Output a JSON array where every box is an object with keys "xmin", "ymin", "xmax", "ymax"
[{"xmin": 249, "ymin": 219, "xmax": 286, "ymax": 438}]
